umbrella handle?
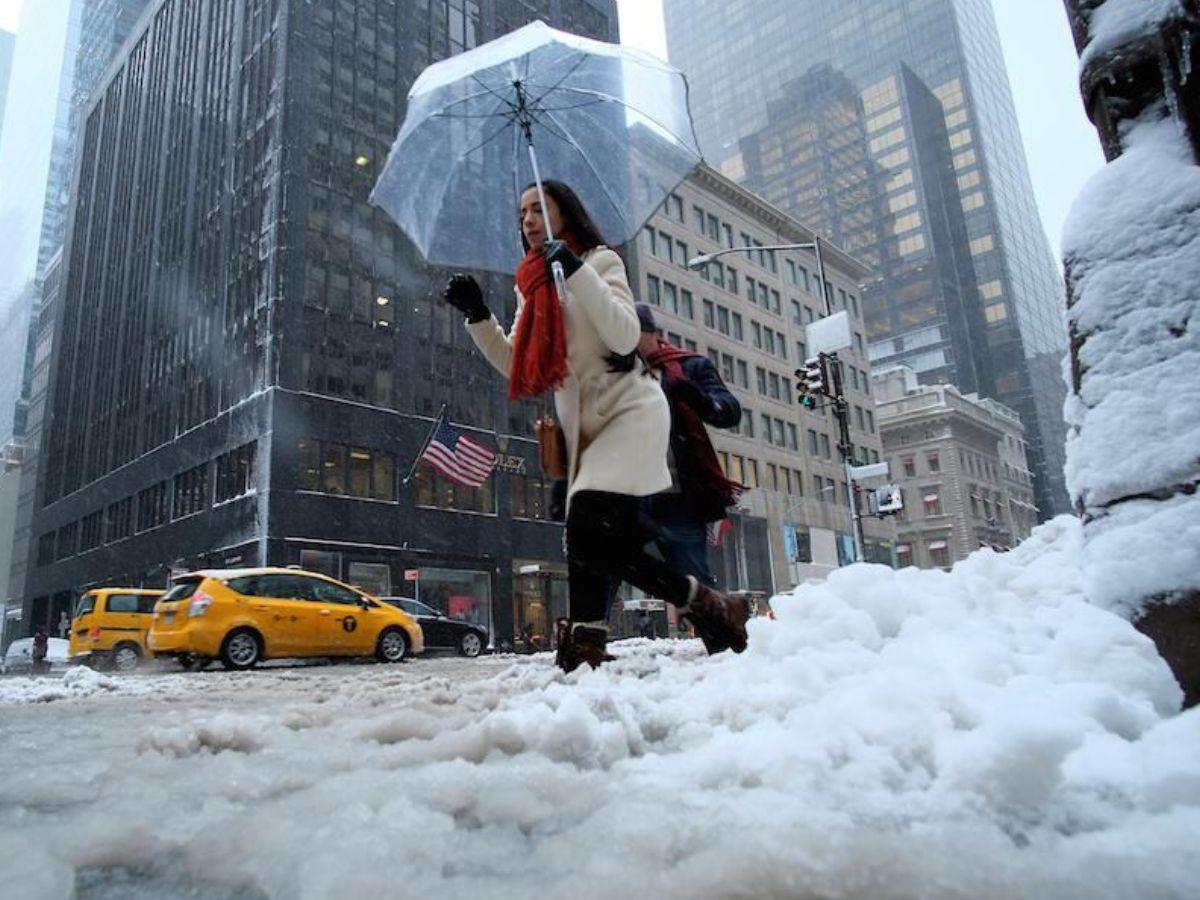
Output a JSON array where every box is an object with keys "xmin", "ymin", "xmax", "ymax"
[{"xmin": 527, "ymin": 140, "xmax": 568, "ymax": 306}]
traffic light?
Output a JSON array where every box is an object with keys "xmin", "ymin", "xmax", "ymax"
[
  {"xmin": 802, "ymin": 354, "xmax": 832, "ymax": 398},
  {"xmin": 795, "ymin": 366, "xmax": 818, "ymax": 408}
]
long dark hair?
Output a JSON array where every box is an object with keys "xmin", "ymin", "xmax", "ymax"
[
  {"xmin": 521, "ymin": 180, "xmax": 641, "ymax": 373},
  {"xmin": 519, "ymin": 179, "xmax": 607, "ymax": 253}
]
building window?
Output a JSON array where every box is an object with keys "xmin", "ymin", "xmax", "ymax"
[
  {"xmin": 692, "ymin": 205, "xmax": 704, "ymax": 234},
  {"xmin": 415, "ymin": 464, "xmax": 494, "ymax": 514},
  {"xmin": 736, "ymin": 359, "xmax": 749, "ymax": 389},
  {"xmin": 298, "ymin": 439, "xmax": 396, "ymax": 501},
  {"xmin": 105, "ymin": 498, "xmax": 133, "ymax": 543},
  {"xmin": 928, "ymin": 540, "xmax": 951, "ymax": 567},
  {"xmin": 216, "ymin": 442, "xmax": 258, "ymax": 503},
  {"xmin": 136, "ymin": 482, "xmax": 170, "ymax": 532},
  {"xmin": 703, "ymin": 299, "xmax": 715, "ymax": 328},
  {"xmin": 680, "ymin": 289, "xmax": 694, "ymax": 319},
  {"xmin": 923, "ymin": 491, "xmax": 943, "ymax": 517},
  {"xmin": 902, "ymin": 457, "xmax": 916, "ymax": 478},
  {"xmin": 646, "ymin": 275, "xmax": 661, "ymax": 306},
  {"xmin": 173, "ymin": 464, "xmax": 211, "ymax": 520},
  {"xmin": 896, "ymin": 543, "xmax": 913, "ymax": 568},
  {"xmin": 509, "ymin": 473, "xmax": 550, "ymax": 520},
  {"xmin": 927, "ymin": 452, "xmax": 940, "ymax": 473},
  {"xmin": 80, "ymin": 511, "xmax": 103, "ymax": 552}
]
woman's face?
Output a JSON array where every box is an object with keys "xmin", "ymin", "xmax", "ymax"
[{"xmin": 519, "ymin": 187, "xmax": 564, "ymax": 248}]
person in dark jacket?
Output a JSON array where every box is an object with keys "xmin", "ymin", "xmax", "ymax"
[{"xmin": 633, "ymin": 304, "xmax": 745, "ymax": 653}]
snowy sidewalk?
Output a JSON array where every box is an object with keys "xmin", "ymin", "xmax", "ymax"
[{"xmin": 1, "ymin": 517, "xmax": 1197, "ymax": 900}]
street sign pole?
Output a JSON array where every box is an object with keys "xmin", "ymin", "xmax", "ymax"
[{"xmin": 829, "ymin": 354, "xmax": 866, "ymax": 562}]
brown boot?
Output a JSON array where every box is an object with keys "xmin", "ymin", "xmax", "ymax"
[
  {"xmin": 683, "ymin": 581, "xmax": 750, "ymax": 654},
  {"xmin": 554, "ymin": 619, "xmax": 614, "ymax": 673}
]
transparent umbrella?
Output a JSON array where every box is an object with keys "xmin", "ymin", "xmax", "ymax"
[{"xmin": 369, "ymin": 21, "xmax": 703, "ymax": 279}]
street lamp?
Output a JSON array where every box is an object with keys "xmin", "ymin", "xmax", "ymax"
[{"xmin": 687, "ymin": 237, "xmax": 831, "ymax": 316}]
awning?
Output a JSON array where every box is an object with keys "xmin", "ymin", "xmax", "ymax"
[
  {"xmin": 923, "ymin": 493, "xmax": 939, "ymax": 503},
  {"xmin": 896, "ymin": 543, "xmax": 912, "ymax": 553},
  {"xmin": 928, "ymin": 540, "xmax": 948, "ymax": 550}
]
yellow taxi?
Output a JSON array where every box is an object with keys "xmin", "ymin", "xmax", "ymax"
[
  {"xmin": 69, "ymin": 588, "xmax": 164, "ymax": 672},
  {"xmin": 147, "ymin": 567, "xmax": 424, "ymax": 670}
]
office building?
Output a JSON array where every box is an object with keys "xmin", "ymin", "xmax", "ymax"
[
  {"xmin": 663, "ymin": 0, "xmax": 1071, "ymax": 518},
  {"xmin": 23, "ymin": 0, "xmax": 618, "ymax": 649},
  {"xmin": 630, "ymin": 164, "xmax": 894, "ymax": 595},
  {"xmin": 873, "ymin": 365, "xmax": 1035, "ymax": 568}
]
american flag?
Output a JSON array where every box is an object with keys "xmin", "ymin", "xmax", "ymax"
[{"xmin": 420, "ymin": 415, "xmax": 496, "ymax": 487}]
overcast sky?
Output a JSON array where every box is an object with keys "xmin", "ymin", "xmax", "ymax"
[{"xmin": 0, "ymin": 0, "xmax": 1104, "ymax": 259}]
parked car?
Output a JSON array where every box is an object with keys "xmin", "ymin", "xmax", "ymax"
[
  {"xmin": 2, "ymin": 637, "xmax": 69, "ymax": 675},
  {"xmin": 147, "ymin": 568, "xmax": 424, "ymax": 670},
  {"xmin": 68, "ymin": 588, "xmax": 164, "ymax": 672},
  {"xmin": 380, "ymin": 597, "xmax": 488, "ymax": 657}
]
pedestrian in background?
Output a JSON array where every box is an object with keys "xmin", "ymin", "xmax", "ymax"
[
  {"xmin": 630, "ymin": 304, "xmax": 746, "ymax": 653},
  {"xmin": 441, "ymin": 179, "xmax": 750, "ymax": 671}
]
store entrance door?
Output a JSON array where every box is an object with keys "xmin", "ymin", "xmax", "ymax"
[{"xmin": 512, "ymin": 561, "xmax": 568, "ymax": 653}]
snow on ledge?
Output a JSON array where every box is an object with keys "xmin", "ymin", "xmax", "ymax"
[{"xmin": 1080, "ymin": 0, "xmax": 1185, "ymax": 71}]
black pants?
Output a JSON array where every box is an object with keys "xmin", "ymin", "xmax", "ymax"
[{"xmin": 566, "ymin": 490, "xmax": 692, "ymax": 622}]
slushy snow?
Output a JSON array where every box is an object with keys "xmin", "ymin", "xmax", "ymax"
[{"xmin": 1, "ymin": 517, "xmax": 1196, "ymax": 899}]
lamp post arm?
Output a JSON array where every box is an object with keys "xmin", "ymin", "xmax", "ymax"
[{"xmin": 687, "ymin": 241, "xmax": 818, "ymax": 269}]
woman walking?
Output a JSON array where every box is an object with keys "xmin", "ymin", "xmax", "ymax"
[{"xmin": 442, "ymin": 180, "xmax": 750, "ymax": 672}]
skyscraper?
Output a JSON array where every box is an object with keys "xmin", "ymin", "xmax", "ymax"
[
  {"xmin": 24, "ymin": 0, "xmax": 618, "ymax": 645},
  {"xmin": 663, "ymin": 0, "xmax": 1071, "ymax": 518},
  {"xmin": 0, "ymin": 28, "xmax": 15, "ymax": 144}
]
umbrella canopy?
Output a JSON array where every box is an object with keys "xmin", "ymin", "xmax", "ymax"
[{"xmin": 370, "ymin": 21, "xmax": 703, "ymax": 275}]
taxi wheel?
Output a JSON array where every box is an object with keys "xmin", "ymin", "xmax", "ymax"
[
  {"xmin": 459, "ymin": 632, "xmax": 483, "ymax": 658},
  {"xmin": 375, "ymin": 628, "xmax": 409, "ymax": 664},
  {"xmin": 220, "ymin": 629, "xmax": 263, "ymax": 670},
  {"xmin": 113, "ymin": 644, "xmax": 141, "ymax": 673}
]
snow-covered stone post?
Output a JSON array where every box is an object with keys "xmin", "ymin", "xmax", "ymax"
[{"xmin": 1062, "ymin": 0, "xmax": 1200, "ymax": 708}]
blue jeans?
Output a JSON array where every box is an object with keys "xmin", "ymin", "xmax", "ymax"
[{"xmin": 639, "ymin": 493, "xmax": 715, "ymax": 587}]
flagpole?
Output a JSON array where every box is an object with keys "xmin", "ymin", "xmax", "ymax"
[{"xmin": 403, "ymin": 403, "xmax": 448, "ymax": 485}]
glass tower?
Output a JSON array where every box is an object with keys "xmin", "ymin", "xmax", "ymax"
[{"xmin": 663, "ymin": 0, "xmax": 1070, "ymax": 517}]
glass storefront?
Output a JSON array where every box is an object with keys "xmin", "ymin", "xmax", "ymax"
[
  {"xmin": 417, "ymin": 567, "xmax": 493, "ymax": 642},
  {"xmin": 512, "ymin": 560, "xmax": 568, "ymax": 651},
  {"xmin": 348, "ymin": 562, "xmax": 391, "ymax": 598}
]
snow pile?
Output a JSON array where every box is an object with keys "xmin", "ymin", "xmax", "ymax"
[
  {"xmin": 0, "ymin": 517, "xmax": 1197, "ymax": 900},
  {"xmin": 1079, "ymin": 0, "xmax": 1184, "ymax": 70},
  {"xmin": 0, "ymin": 665, "xmax": 126, "ymax": 704},
  {"xmin": 1061, "ymin": 115, "xmax": 1200, "ymax": 616}
]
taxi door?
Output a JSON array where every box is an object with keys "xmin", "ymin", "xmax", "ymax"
[
  {"xmin": 305, "ymin": 578, "xmax": 374, "ymax": 655},
  {"xmin": 98, "ymin": 592, "xmax": 150, "ymax": 650},
  {"xmin": 240, "ymin": 575, "xmax": 323, "ymax": 656}
]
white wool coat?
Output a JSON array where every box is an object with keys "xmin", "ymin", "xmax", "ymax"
[{"xmin": 467, "ymin": 247, "xmax": 671, "ymax": 503}]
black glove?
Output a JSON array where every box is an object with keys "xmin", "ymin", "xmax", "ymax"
[
  {"xmin": 541, "ymin": 240, "xmax": 582, "ymax": 278},
  {"xmin": 442, "ymin": 274, "xmax": 490, "ymax": 323},
  {"xmin": 669, "ymin": 376, "xmax": 715, "ymax": 417}
]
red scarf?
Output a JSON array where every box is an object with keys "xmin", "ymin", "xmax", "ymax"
[
  {"xmin": 508, "ymin": 234, "xmax": 587, "ymax": 400},
  {"xmin": 644, "ymin": 339, "xmax": 745, "ymax": 519}
]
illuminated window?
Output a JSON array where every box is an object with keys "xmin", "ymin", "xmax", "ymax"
[
  {"xmin": 953, "ymin": 149, "xmax": 977, "ymax": 170},
  {"xmin": 969, "ymin": 235, "xmax": 994, "ymax": 255},
  {"xmin": 979, "ymin": 280, "xmax": 1003, "ymax": 300},
  {"xmin": 948, "ymin": 129, "xmax": 973, "ymax": 149},
  {"xmin": 892, "ymin": 212, "xmax": 923, "ymax": 234},
  {"xmin": 985, "ymin": 302, "xmax": 1008, "ymax": 323},
  {"xmin": 957, "ymin": 171, "xmax": 981, "ymax": 191},
  {"xmin": 897, "ymin": 234, "xmax": 926, "ymax": 255},
  {"xmin": 870, "ymin": 127, "xmax": 906, "ymax": 153},
  {"xmin": 867, "ymin": 107, "xmax": 902, "ymax": 132},
  {"xmin": 945, "ymin": 109, "xmax": 968, "ymax": 128},
  {"xmin": 888, "ymin": 190, "xmax": 918, "ymax": 213},
  {"xmin": 877, "ymin": 147, "xmax": 910, "ymax": 169},
  {"xmin": 886, "ymin": 169, "xmax": 914, "ymax": 191},
  {"xmin": 961, "ymin": 192, "xmax": 986, "ymax": 211},
  {"xmin": 861, "ymin": 76, "xmax": 898, "ymax": 114}
]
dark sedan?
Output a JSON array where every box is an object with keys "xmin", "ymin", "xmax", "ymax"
[{"xmin": 381, "ymin": 598, "xmax": 488, "ymax": 657}]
